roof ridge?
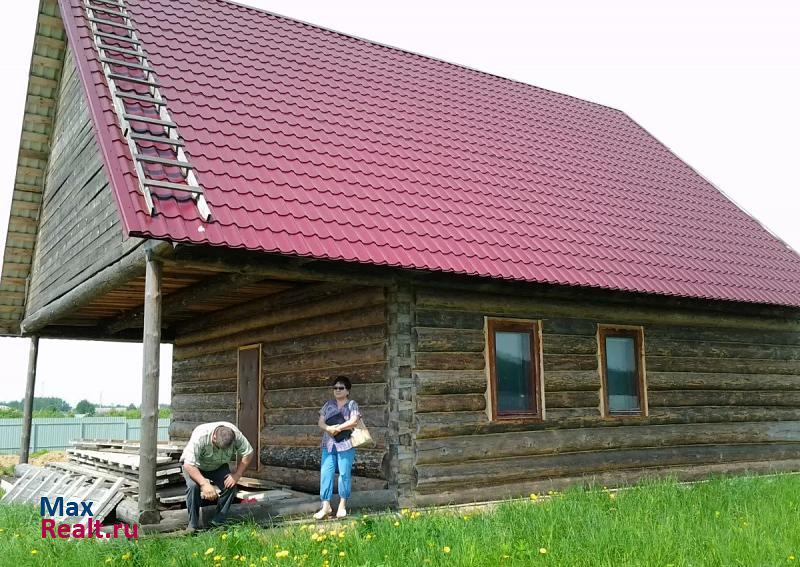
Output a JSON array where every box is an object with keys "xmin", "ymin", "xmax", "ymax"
[{"xmin": 211, "ymin": 0, "xmax": 627, "ymax": 117}]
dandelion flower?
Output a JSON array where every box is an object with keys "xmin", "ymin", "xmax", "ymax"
[
  {"xmin": 529, "ymin": 493, "xmax": 538, "ymax": 501},
  {"xmin": 789, "ymin": 556, "xmax": 796, "ymax": 561},
  {"xmin": 339, "ymin": 552, "xmax": 346, "ymax": 557},
  {"xmin": 394, "ymin": 521, "xmax": 400, "ymax": 527},
  {"xmin": 539, "ymin": 548, "xmax": 547, "ymax": 554},
  {"xmin": 275, "ymin": 550, "xmax": 290, "ymax": 558},
  {"xmin": 715, "ymin": 511, "xmax": 721, "ymax": 518},
  {"xmin": 121, "ymin": 553, "xmax": 132, "ymax": 561},
  {"xmin": 105, "ymin": 559, "xmax": 113, "ymax": 564},
  {"xmin": 321, "ymin": 549, "xmax": 328, "ymax": 555},
  {"xmin": 609, "ymin": 493, "xmax": 617, "ymax": 500},
  {"xmin": 234, "ymin": 555, "xmax": 240, "ymax": 560},
  {"xmin": 221, "ymin": 533, "xmax": 228, "ymax": 540},
  {"xmin": 261, "ymin": 557, "xmax": 268, "ymax": 562},
  {"xmin": 30, "ymin": 550, "xmax": 38, "ymax": 556},
  {"xmin": 443, "ymin": 546, "xmax": 451, "ymax": 553},
  {"xmin": 213, "ymin": 556, "xmax": 222, "ymax": 561},
  {"xmin": 206, "ymin": 548, "xmax": 215, "ymax": 556}
]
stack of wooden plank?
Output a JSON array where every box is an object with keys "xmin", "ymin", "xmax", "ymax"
[{"xmin": 65, "ymin": 440, "xmax": 187, "ymax": 504}]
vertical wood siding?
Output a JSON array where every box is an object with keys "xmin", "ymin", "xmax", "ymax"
[
  {"xmin": 411, "ymin": 285, "xmax": 800, "ymax": 505},
  {"xmin": 26, "ymin": 48, "xmax": 139, "ymax": 315},
  {"xmin": 170, "ymin": 283, "xmax": 389, "ymax": 491}
]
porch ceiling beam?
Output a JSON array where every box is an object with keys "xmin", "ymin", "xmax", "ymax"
[
  {"xmin": 20, "ymin": 240, "xmax": 173, "ymax": 335},
  {"xmin": 155, "ymin": 244, "xmax": 395, "ymax": 287},
  {"xmin": 101, "ymin": 271, "xmax": 266, "ymax": 335}
]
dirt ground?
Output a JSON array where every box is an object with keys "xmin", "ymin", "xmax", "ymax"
[{"xmin": 0, "ymin": 451, "xmax": 68, "ymax": 472}]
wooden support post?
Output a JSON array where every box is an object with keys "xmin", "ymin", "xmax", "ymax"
[
  {"xmin": 138, "ymin": 252, "xmax": 162, "ymax": 524},
  {"xmin": 19, "ymin": 336, "xmax": 40, "ymax": 464}
]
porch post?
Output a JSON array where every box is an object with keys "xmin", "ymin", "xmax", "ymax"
[
  {"xmin": 138, "ymin": 251, "xmax": 162, "ymax": 524},
  {"xmin": 19, "ymin": 336, "xmax": 40, "ymax": 464}
]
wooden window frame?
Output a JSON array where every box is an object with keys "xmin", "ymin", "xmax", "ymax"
[
  {"xmin": 237, "ymin": 343, "xmax": 262, "ymax": 472},
  {"xmin": 598, "ymin": 326, "xmax": 646, "ymax": 418},
  {"xmin": 487, "ymin": 319, "xmax": 542, "ymax": 421}
]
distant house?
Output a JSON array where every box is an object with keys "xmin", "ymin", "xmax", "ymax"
[{"xmin": 0, "ymin": 0, "xmax": 798, "ymax": 520}]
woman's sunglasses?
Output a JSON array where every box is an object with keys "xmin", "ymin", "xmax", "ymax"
[{"xmin": 332, "ymin": 386, "xmax": 347, "ymax": 391}]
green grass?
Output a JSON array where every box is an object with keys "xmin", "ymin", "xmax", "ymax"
[{"xmin": 2, "ymin": 475, "xmax": 799, "ymax": 566}]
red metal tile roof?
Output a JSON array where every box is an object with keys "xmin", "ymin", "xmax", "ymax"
[{"xmin": 60, "ymin": 0, "xmax": 800, "ymax": 306}]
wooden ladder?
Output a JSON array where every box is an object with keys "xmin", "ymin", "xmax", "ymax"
[{"xmin": 83, "ymin": 0, "xmax": 212, "ymax": 221}]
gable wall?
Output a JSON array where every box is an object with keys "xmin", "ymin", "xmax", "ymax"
[
  {"xmin": 411, "ymin": 283, "xmax": 800, "ymax": 505},
  {"xmin": 25, "ymin": 46, "xmax": 139, "ymax": 317}
]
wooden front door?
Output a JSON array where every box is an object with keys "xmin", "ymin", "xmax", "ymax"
[{"xmin": 237, "ymin": 344, "xmax": 261, "ymax": 471}]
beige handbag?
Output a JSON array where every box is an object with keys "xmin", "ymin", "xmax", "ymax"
[{"xmin": 350, "ymin": 417, "xmax": 374, "ymax": 448}]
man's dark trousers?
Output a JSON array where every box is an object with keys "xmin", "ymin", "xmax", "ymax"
[{"xmin": 183, "ymin": 464, "xmax": 237, "ymax": 529}]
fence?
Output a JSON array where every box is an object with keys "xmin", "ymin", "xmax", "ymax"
[{"xmin": 0, "ymin": 417, "xmax": 171, "ymax": 454}]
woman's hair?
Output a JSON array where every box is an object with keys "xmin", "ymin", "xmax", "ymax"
[{"xmin": 331, "ymin": 375, "xmax": 352, "ymax": 390}]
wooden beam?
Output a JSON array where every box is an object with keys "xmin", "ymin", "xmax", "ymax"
[
  {"xmin": 20, "ymin": 240, "xmax": 173, "ymax": 333},
  {"xmin": 18, "ymin": 337, "xmax": 39, "ymax": 464},
  {"xmin": 102, "ymin": 272, "xmax": 265, "ymax": 335},
  {"xmin": 138, "ymin": 252, "xmax": 162, "ymax": 525}
]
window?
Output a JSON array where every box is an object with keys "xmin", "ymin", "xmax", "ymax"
[
  {"xmin": 599, "ymin": 327, "xmax": 646, "ymax": 416},
  {"xmin": 487, "ymin": 319, "xmax": 541, "ymax": 419}
]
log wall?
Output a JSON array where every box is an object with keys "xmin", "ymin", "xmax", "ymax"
[
  {"xmin": 170, "ymin": 283, "xmax": 390, "ymax": 492},
  {"xmin": 411, "ymin": 285, "xmax": 800, "ymax": 504},
  {"xmin": 26, "ymin": 48, "xmax": 139, "ymax": 315}
]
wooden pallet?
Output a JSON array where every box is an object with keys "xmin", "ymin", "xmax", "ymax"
[{"xmin": 2, "ymin": 467, "xmax": 125, "ymax": 527}]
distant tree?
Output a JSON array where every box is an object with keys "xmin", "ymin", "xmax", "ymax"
[
  {"xmin": 32, "ymin": 397, "xmax": 71, "ymax": 413},
  {"xmin": 158, "ymin": 408, "xmax": 171, "ymax": 419},
  {"xmin": 75, "ymin": 400, "xmax": 96, "ymax": 415},
  {"xmin": 0, "ymin": 407, "xmax": 22, "ymax": 418},
  {"xmin": 127, "ymin": 403, "xmax": 137, "ymax": 411}
]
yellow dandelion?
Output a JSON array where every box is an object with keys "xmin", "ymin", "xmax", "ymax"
[
  {"xmin": 0, "ymin": 528, "xmax": 4, "ymax": 533},
  {"xmin": 105, "ymin": 559, "xmax": 113, "ymax": 565},
  {"xmin": 275, "ymin": 550, "xmax": 290, "ymax": 559},
  {"xmin": 206, "ymin": 548, "xmax": 215, "ymax": 556},
  {"xmin": 539, "ymin": 548, "xmax": 547, "ymax": 554},
  {"xmin": 338, "ymin": 532, "xmax": 346, "ymax": 539},
  {"xmin": 213, "ymin": 556, "xmax": 222, "ymax": 562},
  {"xmin": 251, "ymin": 564, "xmax": 257, "ymax": 567},
  {"xmin": 715, "ymin": 511, "xmax": 721, "ymax": 518},
  {"xmin": 443, "ymin": 546, "xmax": 451, "ymax": 554},
  {"xmin": 261, "ymin": 557, "xmax": 268, "ymax": 562},
  {"xmin": 240, "ymin": 557, "xmax": 247, "ymax": 562},
  {"xmin": 30, "ymin": 550, "xmax": 38, "ymax": 556},
  {"xmin": 609, "ymin": 493, "xmax": 617, "ymax": 500},
  {"xmin": 234, "ymin": 555, "xmax": 240, "ymax": 561},
  {"xmin": 221, "ymin": 533, "xmax": 229, "ymax": 540},
  {"xmin": 529, "ymin": 493, "xmax": 538, "ymax": 501},
  {"xmin": 192, "ymin": 552, "xmax": 198, "ymax": 558},
  {"xmin": 121, "ymin": 553, "xmax": 131, "ymax": 561},
  {"xmin": 788, "ymin": 555, "xmax": 796, "ymax": 561},
  {"xmin": 299, "ymin": 524, "xmax": 308, "ymax": 531},
  {"xmin": 339, "ymin": 551, "xmax": 346, "ymax": 557},
  {"xmin": 394, "ymin": 521, "xmax": 400, "ymax": 527},
  {"xmin": 321, "ymin": 549, "xmax": 328, "ymax": 555}
]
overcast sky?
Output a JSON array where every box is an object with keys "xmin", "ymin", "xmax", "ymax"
[{"xmin": 0, "ymin": 0, "xmax": 798, "ymax": 407}]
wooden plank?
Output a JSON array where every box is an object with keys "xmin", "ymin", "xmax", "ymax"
[
  {"xmin": 414, "ymin": 327, "xmax": 485, "ymax": 352},
  {"xmin": 417, "ymin": 393, "xmax": 486, "ymax": 413},
  {"xmin": 264, "ymin": 383, "xmax": 387, "ymax": 409},
  {"xmin": 647, "ymin": 356, "xmax": 799, "ymax": 374},
  {"xmin": 415, "ymin": 370, "xmax": 486, "ymax": 395},
  {"xmin": 649, "ymin": 390, "xmax": 800, "ymax": 407},
  {"xmin": 415, "ymin": 351, "xmax": 485, "ymax": 371},
  {"xmin": 647, "ymin": 372, "xmax": 800, "ymax": 391}
]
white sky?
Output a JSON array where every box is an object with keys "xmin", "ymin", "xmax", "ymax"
[{"xmin": 0, "ymin": 0, "xmax": 798, "ymax": 407}]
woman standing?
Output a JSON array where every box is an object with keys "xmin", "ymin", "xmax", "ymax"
[{"xmin": 314, "ymin": 376, "xmax": 360, "ymax": 519}]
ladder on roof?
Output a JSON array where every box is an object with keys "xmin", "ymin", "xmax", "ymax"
[{"xmin": 82, "ymin": 0, "xmax": 212, "ymax": 221}]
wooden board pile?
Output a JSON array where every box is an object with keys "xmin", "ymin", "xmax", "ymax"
[{"xmin": 65, "ymin": 440, "xmax": 187, "ymax": 504}]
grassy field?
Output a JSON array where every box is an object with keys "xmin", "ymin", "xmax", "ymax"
[{"xmin": 1, "ymin": 474, "xmax": 799, "ymax": 566}]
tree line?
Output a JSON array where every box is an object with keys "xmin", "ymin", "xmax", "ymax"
[{"xmin": 0, "ymin": 397, "xmax": 171, "ymax": 419}]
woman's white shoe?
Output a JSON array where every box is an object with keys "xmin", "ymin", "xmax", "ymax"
[
  {"xmin": 313, "ymin": 508, "xmax": 332, "ymax": 520},
  {"xmin": 335, "ymin": 508, "xmax": 347, "ymax": 519}
]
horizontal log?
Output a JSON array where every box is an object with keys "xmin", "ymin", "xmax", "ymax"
[
  {"xmin": 414, "ymin": 327, "xmax": 485, "ymax": 352},
  {"xmin": 261, "ymin": 425, "xmax": 388, "ymax": 448},
  {"xmin": 647, "ymin": 372, "xmax": 800, "ymax": 391},
  {"xmin": 645, "ymin": 339, "xmax": 800, "ymax": 361},
  {"xmin": 172, "ymin": 392, "xmax": 236, "ymax": 411},
  {"xmin": 543, "ymin": 354, "xmax": 598, "ymax": 371},
  {"xmin": 415, "ymin": 421, "xmax": 800, "ymax": 465},
  {"xmin": 646, "ymin": 356, "xmax": 799, "ymax": 375},
  {"xmin": 649, "ymin": 390, "xmax": 800, "ymax": 407},
  {"xmin": 646, "ymin": 325, "xmax": 800, "ymax": 346},
  {"xmin": 267, "ymin": 361, "xmax": 386, "ymax": 389},
  {"xmin": 176, "ymin": 284, "xmax": 383, "ymax": 345},
  {"xmin": 415, "ymin": 351, "xmax": 485, "ymax": 371},
  {"xmin": 169, "ymin": 421, "xmax": 201, "ymax": 439},
  {"xmin": 171, "ymin": 410, "xmax": 236, "ymax": 424},
  {"xmin": 414, "ymin": 370, "xmax": 486, "ymax": 395},
  {"xmin": 415, "ymin": 407, "xmax": 800, "ymax": 439},
  {"xmin": 414, "ymin": 443, "xmax": 800, "ymax": 491},
  {"xmin": 264, "ymin": 406, "xmax": 388, "ymax": 427},
  {"xmin": 177, "ymin": 303, "xmax": 387, "ymax": 361},
  {"xmin": 171, "ymin": 378, "xmax": 237, "ymax": 395},
  {"xmin": 545, "ymin": 390, "xmax": 599, "ymax": 408},
  {"xmin": 414, "ymin": 309, "xmax": 484, "ymax": 329},
  {"xmin": 542, "ymin": 318, "xmax": 597, "ymax": 336},
  {"xmin": 171, "ymin": 365, "xmax": 236, "ymax": 384},
  {"xmin": 264, "ymin": 383, "xmax": 387, "ymax": 409},
  {"xmin": 172, "ymin": 350, "xmax": 237, "ymax": 372},
  {"xmin": 412, "ymin": 459, "xmax": 800, "ymax": 506},
  {"xmin": 541, "ymin": 334, "xmax": 597, "ymax": 355},
  {"xmin": 417, "ymin": 393, "xmax": 486, "ymax": 413},
  {"xmin": 255, "ymin": 465, "xmax": 388, "ymax": 492},
  {"xmin": 265, "ymin": 324, "xmax": 385, "ymax": 357},
  {"xmin": 544, "ymin": 370, "xmax": 600, "ymax": 392},
  {"xmin": 260, "ymin": 446, "xmax": 388, "ymax": 479},
  {"xmin": 415, "ymin": 288, "xmax": 800, "ymax": 332},
  {"xmin": 265, "ymin": 342, "xmax": 386, "ymax": 375}
]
